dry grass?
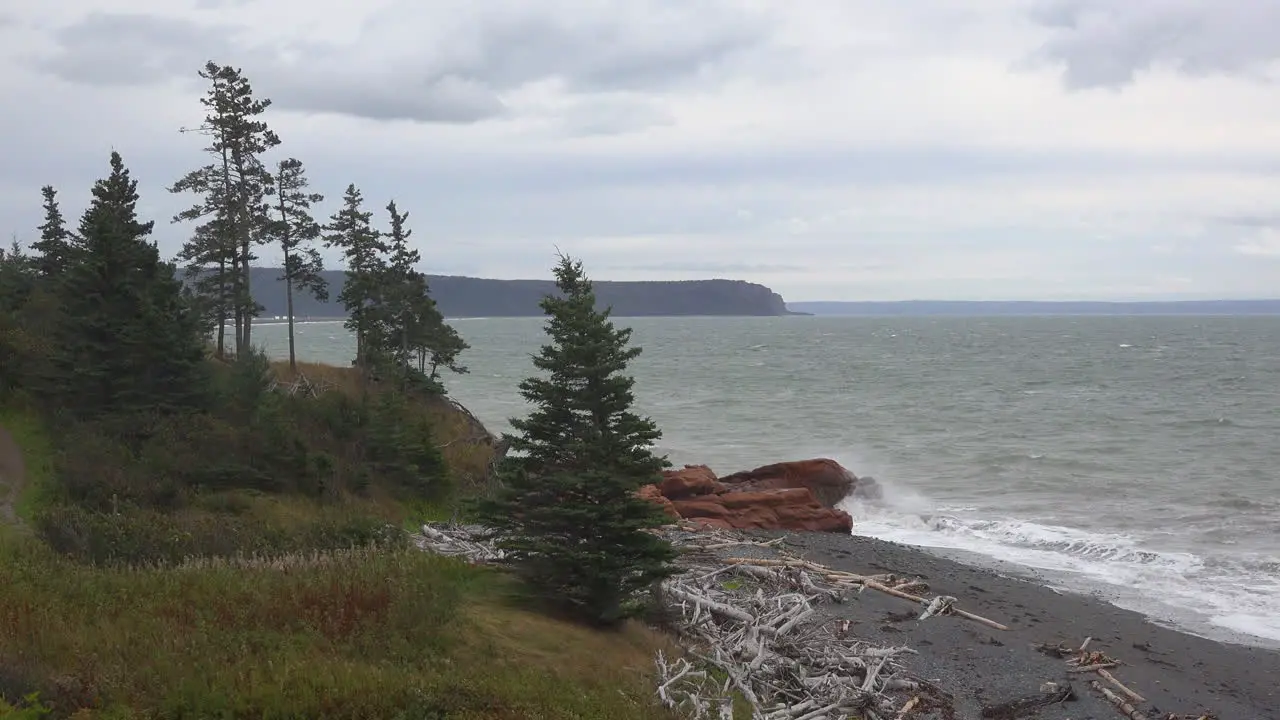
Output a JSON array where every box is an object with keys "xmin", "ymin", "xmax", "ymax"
[{"xmin": 0, "ymin": 539, "xmax": 679, "ymax": 719}]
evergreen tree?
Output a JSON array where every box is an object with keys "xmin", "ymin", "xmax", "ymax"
[
  {"xmin": 32, "ymin": 185, "xmax": 75, "ymax": 277},
  {"xmin": 474, "ymin": 253, "xmax": 676, "ymax": 627},
  {"xmin": 0, "ymin": 241, "xmax": 35, "ymax": 397},
  {"xmin": 324, "ymin": 184, "xmax": 386, "ymax": 371},
  {"xmin": 54, "ymin": 151, "xmax": 208, "ymax": 418},
  {"xmin": 176, "ymin": 219, "xmax": 234, "ymax": 349},
  {"xmin": 380, "ymin": 201, "xmax": 468, "ymax": 390},
  {"xmin": 171, "ymin": 61, "xmax": 279, "ymax": 357},
  {"xmin": 265, "ymin": 158, "xmax": 328, "ymax": 371}
]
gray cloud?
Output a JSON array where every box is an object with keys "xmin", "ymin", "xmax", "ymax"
[
  {"xmin": 1029, "ymin": 0, "xmax": 1280, "ymax": 89},
  {"xmin": 1215, "ymin": 214, "xmax": 1280, "ymax": 228},
  {"xmin": 32, "ymin": 2, "xmax": 769, "ymax": 124},
  {"xmin": 35, "ymin": 12, "xmax": 236, "ymax": 87},
  {"xmin": 272, "ymin": 73, "xmax": 507, "ymax": 124}
]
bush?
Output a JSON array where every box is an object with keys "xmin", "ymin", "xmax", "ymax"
[{"xmin": 42, "ymin": 358, "xmax": 452, "ymax": 516}]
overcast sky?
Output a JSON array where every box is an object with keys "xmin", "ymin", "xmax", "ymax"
[{"xmin": 2, "ymin": 1, "xmax": 1280, "ymax": 301}]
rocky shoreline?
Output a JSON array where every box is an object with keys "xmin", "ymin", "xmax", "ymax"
[
  {"xmin": 763, "ymin": 530, "xmax": 1280, "ymax": 719},
  {"xmin": 638, "ymin": 458, "xmax": 858, "ymax": 532},
  {"xmin": 424, "ymin": 454, "xmax": 1279, "ymax": 718}
]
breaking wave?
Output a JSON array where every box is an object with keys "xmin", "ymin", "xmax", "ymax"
[{"xmin": 837, "ymin": 474, "xmax": 1280, "ymax": 647}]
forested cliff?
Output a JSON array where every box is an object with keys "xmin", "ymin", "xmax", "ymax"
[{"xmin": 240, "ymin": 268, "xmax": 793, "ymax": 318}]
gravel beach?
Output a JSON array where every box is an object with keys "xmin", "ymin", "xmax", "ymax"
[{"xmin": 729, "ymin": 531, "xmax": 1280, "ymax": 720}]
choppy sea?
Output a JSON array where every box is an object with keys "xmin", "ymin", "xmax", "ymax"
[{"xmin": 253, "ymin": 315, "xmax": 1280, "ymax": 648}]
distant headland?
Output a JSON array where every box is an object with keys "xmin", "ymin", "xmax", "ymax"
[{"xmin": 236, "ymin": 267, "xmax": 798, "ymax": 318}]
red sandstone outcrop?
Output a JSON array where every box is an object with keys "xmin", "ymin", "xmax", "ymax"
[
  {"xmin": 659, "ymin": 464, "xmax": 724, "ymax": 499},
  {"xmin": 718, "ymin": 458, "xmax": 856, "ymax": 507},
  {"xmin": 637, "ymin": 483, "xmax": 680, "ymax": 519},
  {"xmin": 637, "ymin": 459, "xmax": 856, "ymax": 533}
]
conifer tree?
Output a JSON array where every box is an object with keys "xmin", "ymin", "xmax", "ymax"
[
  {"xmin": 324, "ymin": 184, "xmax": 386, "ymax": 371},
  {"xmin": 32, "ymin": 185, "xmax": 75, "ymax": 277},
  {"xmin": 474, "ymin": 253, "xmax": 676, "ymax": 626},
  {"xmin": 379, "ymin": 201, "xmax": 468, "ymax": 390},
  {"xmin": 0, "ymin": 241, "xmax": 35, "ymax": 396},
  {"xmin": 171, "ymin": 61, "xmax": 279, "ymax": 356},
  {"xmin": 265, "ymin": 158, "xmax": 328, "ymax": 371},
  {"xmin": 55, "ymin": 151, "xmax": 208, "ymax": 418}
]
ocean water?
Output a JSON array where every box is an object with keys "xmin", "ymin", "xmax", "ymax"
[{"xmin": 253, "ymin": 315, "xmax": 1280, "ymax": 648}]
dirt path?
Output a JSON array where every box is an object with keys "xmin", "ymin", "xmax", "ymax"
[{"xmin": 0, "ymin": 425, "xmax": 25, "ymax": 525}]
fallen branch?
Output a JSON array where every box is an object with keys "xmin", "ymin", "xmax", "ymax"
[
  {"xmin": 980, "ymin": 683, "xmax": 1075, "ymax": 719},
  {"xmin": 895, "ymin": 695, "xmax": 920, "ymax": 719},
  {"xmin": 864, "ymin": 580, "xmax": 1010, "ymax": 631},
  {"xmin": 1097, "ymin": 668, "xmax": 1145, "ymax": 704},
  {"xmin": 1068, "ymin": 661, "xmax": 1121, "ymax": 673},
  {"xmin": 1092, "ymin": 681, "xmax": 1145, "ymax": 720}
]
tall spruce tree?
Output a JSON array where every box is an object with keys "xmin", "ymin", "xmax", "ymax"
[
  {"xmin": 381, "ymin": 200, "xmax": 418, "ymax": 378},
  {"xmin": 0, "ymin": 241, "xmax": 35, "ymax": 397},
  {"xmin": 54, "ymin": 151, "xmax": 208, "ymax": 418},
  {"xmin": 265, "ymin": 158, "xmax": 328, "ymax": 371},
  {"xmin": 32, "ymin": 185, "xmax": 75, "ymax": 278},
  {"xmin": 379, "ymin": 201, "xmax": 468, "ymax": 389},
  {"xmin": 171, "ymin": 61, "xmax": 279, "ymax": 356},
  {"xmin": 324, "ymin": 184, "xmax": 386, "ymax": 370},
  {"xmin": 474, "ymin": 253, "xmax": 676, "ymax": 626}
]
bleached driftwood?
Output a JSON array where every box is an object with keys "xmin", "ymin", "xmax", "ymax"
[
  {"xmin": 1092, "ymin": 681, "xmax": 1145, "ymax": 720},
  {"xmin": 1035, "ymin": 637, "xmax": 1216, "ymax": 720},
  {"xmin": 652, "ymin": 527, "xmax": 954, "ymax": 720},
  {"xmin": 1097, "ymin": 668, "xmax": 1145, "ymax": 704},
  {"xmin": 414, "ymin": 524, "xmax": 506, "ymax": 562},
  {"xmin": 414, "ymin": 522, "xmax": 1012, "ymax": 719}
]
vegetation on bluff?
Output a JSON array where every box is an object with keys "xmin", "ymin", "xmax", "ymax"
[{"xmin": 0, "ymin": 59, "xmax": 677, "ymax": 719}]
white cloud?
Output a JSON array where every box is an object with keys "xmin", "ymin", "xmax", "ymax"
[
  {"xmin": 1234, "ymin": 229, "xmax": 1280, "ymax": 258},
  {"xmin": 1, "ymin": 1, "xmax": 1280, "ymax": 301}
]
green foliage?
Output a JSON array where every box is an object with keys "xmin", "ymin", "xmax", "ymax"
[
  {"xmin": 474, "ymin": 253, "xmax": 677, "ymax": 627},
  {"xmin": 31, "ymin": 185, "xmax": 75, "ymax": 279},
  {"xmin": 380, "ymin": 201, "xmax": 470, "ymax": 389},
  {"xmin": 0, "ymin": 692, "xmax": 51, "ymax": 719},
  {"xmin": 322, "ymin": 190, "xmax": 468, "ymax": 392},
  {"xmin": 265, "ymin": 157, "xmax": 328, "ymax": 372},
  {"xmin": 170, "ymin": 60, "xmax": 280, "ymax": 358},
  {"xmin": 325, "ymin": 183, "xmax": 386, "ymax": 369},
  {"xmin": 36, "ymin": 354, "xmax": 450, "ymax": 519},
  {"xmin": 49, "ymin": 151, "xmax": 211, "ymax": 420},
  {"xmin": 0, "ymin": 407, "xmax": 56, "ymax": 522}
]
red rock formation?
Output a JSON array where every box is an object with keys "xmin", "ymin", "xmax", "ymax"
[
  {"xmin": 718, "ymin": 458, "xmax": 856, "ymax": 507},
  {"xmin": 659, "ymin": 464, "xmax": 723, "ymax": 499},
  {"xmin": 636, "ymin": 460, "xmax": 856, "ymax": 533},
  {"xmin": 637, "ymin": 483, "xmax": 679, "ymax": 519}
]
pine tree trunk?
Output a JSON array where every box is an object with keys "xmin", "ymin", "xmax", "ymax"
[
  {"xmin": 241, "ymin": 235, "xmax": 252, "ymax": 350},
  {"xmin": 215, "ymin": 255, "xmax": 227, "ymax": 357},
  {"xmin": 232, "ymin": 253, "xmax": 244, "ymax": 356},
  {"xmin": 285, "ymin": 248, "xmax": 297, "ymax": 372},
  {"xmin": 218, "ymin": 141, "xmax": 242, "ymax": 357}
]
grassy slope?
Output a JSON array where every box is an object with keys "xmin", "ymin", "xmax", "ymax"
[{"xmin": 0, "ymin": 363, "xmax": 679, "ymax": 720}]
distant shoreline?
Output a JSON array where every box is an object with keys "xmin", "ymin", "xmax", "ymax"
[
  {"xmin": 788, "ymin": 299, "xmax": 1280, "ymax": 316},
  {"xmin": 252, "ymin": 310, "xmax": 1280, "ymax": 322}
]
